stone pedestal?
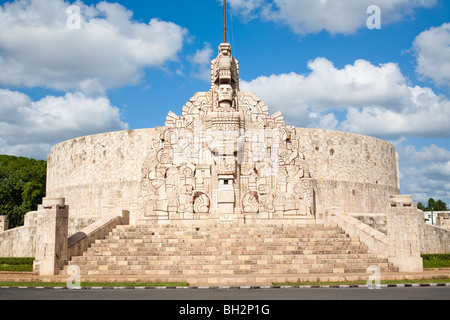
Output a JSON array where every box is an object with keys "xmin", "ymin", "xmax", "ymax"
[
  {"xmin": 33, "ymin": 198, "xmax": 69, "ymax": 276},
  {"xmin": 387, "ymin": 195, "xmax": 423, "ymax": 272}
]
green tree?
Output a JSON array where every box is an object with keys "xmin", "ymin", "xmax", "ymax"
[
  {"xmin": 427, "ymin": 198, "xmax": 436, "ymax": 211},
  {"xmin": 434, "ymin": 199, "xmax": 448, "ymax": 211},
  {"xmin": 417, "ymin": 202, "xmax": 427, "ymax": 211},
  {"xmin": 423, "ymin": 198, "xmax": 448, "ymax": 212},
  {"xmin": 0, "ymin": 155, "xmax": 46, "ymax": 228}
]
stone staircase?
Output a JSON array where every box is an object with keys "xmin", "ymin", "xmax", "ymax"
[{"xmin": 61, "ymin": 222, "xmax": 398, "ymax": 283}]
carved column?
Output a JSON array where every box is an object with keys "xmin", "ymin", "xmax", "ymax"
[
  {"xmin": 0, "ymin": 216, "xmax": 8, "ymax": 232},
  {"xmin": 33, "ymin": 198, "xmax": 69, "ymax": 276},
  {"xmin": 386, "ymin": 195, "xmax": 423, "ymax": 272}
]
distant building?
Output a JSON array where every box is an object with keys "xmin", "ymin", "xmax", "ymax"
[
  {"xmin": 436, "ymin": 212, "xmax": 450, "ymax": 230},
  {"xmin": 424, "ymin": 211, "xmax": 450, "ymax": 228}
]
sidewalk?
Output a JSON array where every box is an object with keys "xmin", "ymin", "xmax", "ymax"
[{"xmin": 1, "ymin": 269, "xmax": 449, "ymax": 286}]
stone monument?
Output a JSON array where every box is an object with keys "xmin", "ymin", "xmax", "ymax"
[
  {"xmin": 141, "ymin": 42, "xmax": 314, "ymax": 224},
  {"xmin": 3, "ymin": 5, "xmax": 448, "ymax": 280},
  {"xmin": 44, "ymin": 40, "xmax": 400, "ymax": 229}
]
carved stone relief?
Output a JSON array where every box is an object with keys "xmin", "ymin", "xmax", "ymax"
[
  {"xmin": 193, "ymin": 192, "xmax": 210, "ymax": 213},
  {"xmin": 140, "ymin": 42, "xmax": 316, "ymax": 221}
]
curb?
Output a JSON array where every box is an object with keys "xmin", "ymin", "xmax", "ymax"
[{"xmin": 1, "ymin": 283, "xmax": 449, "ymax": 290}]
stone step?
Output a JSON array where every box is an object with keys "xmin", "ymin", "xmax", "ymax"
[
  {"xmin": 64, "ymin": 265, "xmax": 395, "ymax": 275},
  {"xmin": 91, "ymin": 239, "xmax": 362, "ymax": 249},
  {"xmin": 61, "ymin": 222, "xmax": 400, "ymax": 278},
  {"xmin": 99, "ymin": 234, "xmax": 352, "ymax": 242},
  {"xmin": 70, "ymin": 252, "xmax": 383, "ymax": 262},
  {"xmin": 120, "ymin": 224, "xmax": 334, "ymax": 230},
  {"xmin": 86, "ymin": 247, "xmax": 367, "ymax": 255},
  {"xmin": 83, "ymin": 245, "xmax": 370, "ymax": 257},
  {"xmin": 68, "ymin": 255, "xmax": 390, "ymax": 266},
  {"xmin": 113, "ymin": 224, "xmax": 345, "ymax": 232},
  {"xmin": 110, "ymin": 228, "xmax": 346, "ymax": 237},
  {"xmin": 106, "ymin": 233, "xmax": 350, "ymax": 242},
  {"xmin": 64, "ymin": 255, "xmax": 395, "ymax": 267},
  {"xmin": 93, "ymin": 238, "xmax": 363, "ymax": 245},
  {"xmin": 83, "ymin": 247, "xmax": 370, "ymax": 255},
  {"xmin": 93, "ymin": 240, "xmax": 357, "ymax": 250},
  {"xmin": 113, "ymin": 226, "xmax": 344, "ymax": 232},
  {"xmin": 61, "ymin": 265, "xmax": 398, "ymax": 276},
  {"xmin": 65, "ymin": 263, "xmax": 395, "ymax": 275}
]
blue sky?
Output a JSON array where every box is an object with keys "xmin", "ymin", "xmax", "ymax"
[{"xmin": 0, "ymin": 0, "xmax": 449, "ymax": 206}]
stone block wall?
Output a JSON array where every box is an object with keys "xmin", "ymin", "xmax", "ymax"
[
  {"xmin": 420, "ymin": 222, "xmax": 450, "ymax": 254},
  {"xmin": 0, "ymin": 212, "xmax": 37, "ymax": 257},
  {"xmin": 0, "ymin": 224, "xmax": 35, "ymax": 257}
]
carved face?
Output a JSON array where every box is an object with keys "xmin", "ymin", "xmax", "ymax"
[
  {"xmin": 218, "ymin": 84, "xmax": 233, "ymax": 103},
  {"xmin": 219, "ymin": 43, "xmax": 231, "ymax": 56}
]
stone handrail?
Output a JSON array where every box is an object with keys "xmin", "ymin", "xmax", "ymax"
[
  {"xmin": 325, "ymin": 207, "xmax": 389, "ymax": 258},
  {"xmin": 67, "ymin": 210, "xmax": 130, "ymax": 259}
]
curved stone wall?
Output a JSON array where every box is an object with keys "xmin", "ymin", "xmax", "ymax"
[
  {"xmin": 295, "ymin": 128, "xmax": 400, "ymax": 214},
  {"xmin": 296, "ymin": 128, "xmax": 399, "ymax": 188},
  {"xmin": 46, "ymin": 126, "xmax": 400, "ymax": 230},
  {"xmin": 46, "ymin": 128, "xmax": 159, "ymax": 230}
]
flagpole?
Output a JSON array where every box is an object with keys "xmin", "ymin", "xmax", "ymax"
[{"xmin": 223, "ymin": 0, "xmax": 228, "ymax": 43}]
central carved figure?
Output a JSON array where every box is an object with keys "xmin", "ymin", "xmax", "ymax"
[
  {"xmin": 140, "ymin": 42, "xmax": 315, "ymax": 222},
  {"xmin": 218, "ymin": 84, "xmax": 233, "ymax": 109}
]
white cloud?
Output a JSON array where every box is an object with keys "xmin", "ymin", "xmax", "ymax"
[
  {"xmin": 413, "ymin": 22, "xmax": 450, "ymax": 87},
  {"xmin": 342, "ymin": 86, "xmax": 450, "ymax": 138},
  {"xmin": 396, "ymin": 142, "xmax": 450, "ymax": 204},
  {"xmin": 188, "ymin": 42, "xmax": 213, "ymax": 81},
  {"xmin": 228, "ymin": 0, "xmax": 438, "ymax": 35},
  {"xmin": 242, "ymin": 58, "xmax": 410, "ymax": 112},
  {"xmin": 0, "ymin": 0, "xmax": 187, "ymax": 90},
  {"xmin": 242, "ymin": 54, "xmax": 450, "ymax": 204},
  {"xmin": 307, "ymin": 112, "xmax": 339, "ymax": 130},
  {"xmin": 227, "ymin": 0, "xmax": 266, "ymax": 17},
  {"xmin": 241, "ymin": 57, "xmax": 450, "ymax": 139},
  {"xmin": 0, "ymin": 88, "xmax": 128, "ymax": 159}
]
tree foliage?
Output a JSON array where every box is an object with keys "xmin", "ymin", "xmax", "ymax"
[
  {"xmin": 0, "ymin": 155, "xmax": 46, "ymax": 228},
  {"xmin": 418, "ymin": 198, "xmax": 448, "ymax": 212}
]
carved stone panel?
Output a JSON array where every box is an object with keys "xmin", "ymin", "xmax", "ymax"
[
  {"xmin": 193, "ymin": 192, "xmax": 210, "ymax": 214},
  {"xmin": 242, "ymin": 191, "xmax": 259, "ymax": 214}
]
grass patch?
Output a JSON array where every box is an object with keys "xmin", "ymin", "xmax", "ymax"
[
  {"xmin": 0, "ymin": 258, "xmax": 34, "ymax": 272},
  {"xmin": 273, "ymin": 278, "xmax": 450, "ymax": 287},
  {"xmin": 0, "ymin": 265, "xmax": 33, "ymax": 272},
  {"xmin": 422, "ymin": 254, "xmax": 450, "ymax": 268},
  {"xmin": 82, "ymin": 282, "xmax": 189, "ymax": 287},
  {"xmin": 0, "ymin": 281, "xmax": 189, "ymax": 287}
]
